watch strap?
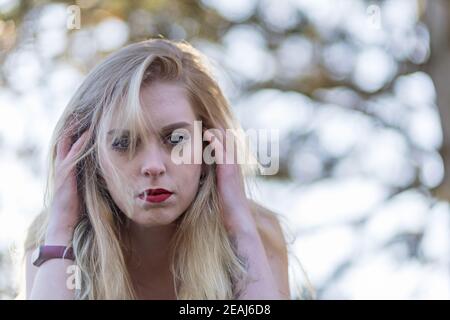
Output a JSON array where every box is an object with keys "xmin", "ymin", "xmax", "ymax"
[{"xmin": 32, "ymin": 245, "xmax": 75, "ymax": 267}]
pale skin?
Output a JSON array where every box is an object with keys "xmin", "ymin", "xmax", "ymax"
[{"xmin": 25, "ymin": 81, "xmax": 290, "ymax": 299}]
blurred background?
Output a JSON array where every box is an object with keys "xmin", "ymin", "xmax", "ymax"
[{"xmin": 1, "ymin": 0, "xmax": 449, "ymax": 299}]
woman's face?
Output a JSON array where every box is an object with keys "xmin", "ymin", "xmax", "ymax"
[{"xmin": 101, "ymin": 81, "xmax": 203, "ymax": 227}]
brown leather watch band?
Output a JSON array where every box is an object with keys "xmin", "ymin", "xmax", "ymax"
[{"xmin": 32, "ymin": 245, "xmax": 75, "ymax": 267}]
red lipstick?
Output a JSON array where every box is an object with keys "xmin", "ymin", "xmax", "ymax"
[{"xmin": 138, "ymin": 188, "xmax": 173, "ymax": 203}]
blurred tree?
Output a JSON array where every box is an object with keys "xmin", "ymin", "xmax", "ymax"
[
  {"xmin": 0, "ymin": 0, "xmax": 448, "ymax": 299},
  {"xmin": 425, "ymin": 0, "xmax": 450, "ymax": 201}
]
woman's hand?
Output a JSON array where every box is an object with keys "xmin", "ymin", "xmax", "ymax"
[
  {"xmin": 46, "ymin": 129, "xmax": 89, "ymax": 245},
  {"xmin": 203, "ymin": 128, "xmax": 256, "ymax": 236},
  {"xmin": 203, "ymin": 127, "xmax": 282, "ymax": 299}
]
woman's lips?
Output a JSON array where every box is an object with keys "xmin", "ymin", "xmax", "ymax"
[
  {"xmin": 141, "ymin": 193, "xmax": 172, "ymax": 203},
  {"xmin": 138, "ymin": 188, "xmax": 173, "ymax": 203}
]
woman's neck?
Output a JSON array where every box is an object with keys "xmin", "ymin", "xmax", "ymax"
[{"xmin": 125, "ymin": 221, "xmax": 177, "ymax": 275}]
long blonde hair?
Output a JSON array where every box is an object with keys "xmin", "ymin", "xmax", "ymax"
[{"xmin": 22, "ymin": 38, "xmax": 310, "ymax": 299}]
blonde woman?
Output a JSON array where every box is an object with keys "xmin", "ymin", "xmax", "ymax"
[{"xmin": 22, "ymin": 38, "xmax": 294, "ymax": 300}]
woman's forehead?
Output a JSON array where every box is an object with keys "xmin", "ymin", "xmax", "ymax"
[
  {"xmin": 107, "ymin": 82, "xmax": 198, "ymax": 134},
  {"xmin": 140, "ymin": 81, "xmax": 196, "ymax": 120}
]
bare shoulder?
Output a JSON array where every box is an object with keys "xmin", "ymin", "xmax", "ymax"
[
  {"xmin": 248, "ymin": 199, "xmax": 285, "ymax": 251},
  {"xmin": 248, "ymin": 199, "xmax": 291, "ymax": 299}
]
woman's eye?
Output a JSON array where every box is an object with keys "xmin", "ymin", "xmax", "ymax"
[
  {"xmin": 111, "ymin": 136, "xmax": 130, "ymax": 152},
  {"xmin": 166, "ymin": 132, "xmax": 187, "ymax": 145}
]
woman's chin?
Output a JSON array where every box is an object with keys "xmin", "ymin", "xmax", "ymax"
[{"xmin": 132, "ymin": 209, "xmax": 181, "ymax": 227}]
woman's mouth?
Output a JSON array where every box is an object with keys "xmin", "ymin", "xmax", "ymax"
[{"xmin": 138, "ymin": 188, "xmax": 173, "ymax": 203}]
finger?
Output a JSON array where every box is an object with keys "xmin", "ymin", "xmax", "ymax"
[
  {"xmin": 56, "ymin": 129, "xmax": 72, "ymax": 163},
  {"xmin": 65, "ymin": 130, "xmax": 89, "ymax": 161},
  {"xmin": 58, "ymin": 115, "xmax": 81, "ymax": 156}
]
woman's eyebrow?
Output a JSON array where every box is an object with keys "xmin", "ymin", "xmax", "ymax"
[
  {"xmin": 160, "ymin": 121, "xmax": 192, "ymax": 133},
  {"xmin": 107, "ymin": 129, "xmax": 129, "ymax": 135},
  {"xmin": 107, "ymin": 121, "xmax": 192, "ymax": 136}
]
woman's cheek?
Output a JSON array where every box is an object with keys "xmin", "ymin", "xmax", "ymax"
[
  {"xmin": 102, "ymin": 171, "xmax": 135, "ymax": 218},
  {"xmin": 180, "ymin": 164, "xmax": 201, "ymax": 194}
]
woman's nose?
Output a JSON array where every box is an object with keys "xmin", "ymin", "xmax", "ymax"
[{"xmin": 140, "ymin": 149, "xmax": 166, "ymax": 177}]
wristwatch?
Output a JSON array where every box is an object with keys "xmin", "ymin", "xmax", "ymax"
[{"xmin": 32, "ymin": 245, "xmax": 75, "ymax": 267}]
